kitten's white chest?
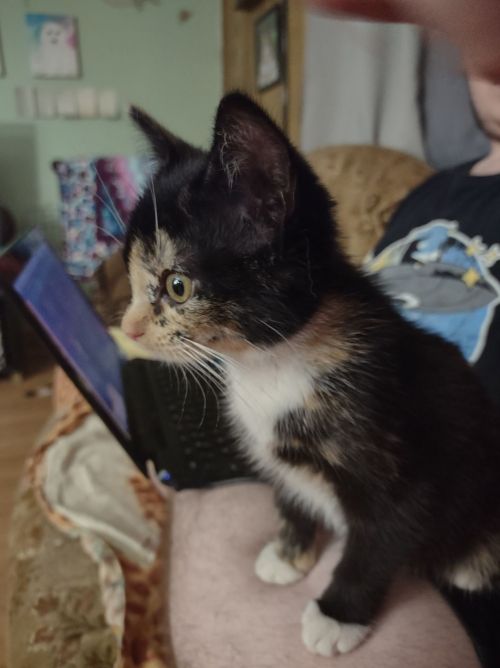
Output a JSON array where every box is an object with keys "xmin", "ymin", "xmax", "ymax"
[
  {"xmin": 225, "ymin": 354, "xmax": 311, "ymax": 465},
  {"xmin": 225, "ymin": 353, "xmax": 347, "ymax": 534}
]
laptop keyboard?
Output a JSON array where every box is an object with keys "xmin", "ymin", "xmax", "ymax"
[{"xmin": 123, "ymin": 359, "xmax": 254, "ymax": 489}]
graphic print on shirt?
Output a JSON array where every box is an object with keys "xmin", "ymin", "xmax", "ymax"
[{"xmin": 367, "ymin": 220, "xmax": 500, "ymax": 362}]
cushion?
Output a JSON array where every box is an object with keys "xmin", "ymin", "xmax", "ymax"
[
  {"xmin": 7, "ymin": 370, "xmax": 173, "ymax": 668},
  {"xmin": 169, "ymin": 483, "xmax": 480, "ymax": 668}
]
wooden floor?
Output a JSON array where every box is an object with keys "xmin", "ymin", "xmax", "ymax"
[{"xmin": 0, "ymin": 353, "xmax": 54, "ymax": 667}]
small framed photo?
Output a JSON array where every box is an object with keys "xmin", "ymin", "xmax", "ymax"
[
  {"xmin": 25, "ymin": 14, "xmax": 80, "ymax": 79},
  {"xmin": 255, "ymin": 6, "xmax": 284, "ymax": 92}
]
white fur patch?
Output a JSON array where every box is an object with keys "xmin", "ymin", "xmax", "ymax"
[
  {"xmin": 255, "ymin": 540, "xmax": 304, "ymax": 585},
  {"xmin": 301, "ymin": 600, "xmax": 369, "ymax": 656},
  {"xmin": 447, "ymin": 565, "xmax": 489, "ymax": 592},
  {"xmin": 225, "ymin": 347, "xmax": 348, "ymax": 536},
  {"xmin": 279, "ymin": 467, "xmax": 348, "ymax": 537},
  {"xmin": 445, "ymin": 545, "xmax": 499, "ymax": 592},
  {"xmin": 226, "ymin": 348, "xmax": 312, "ymax": 465}
]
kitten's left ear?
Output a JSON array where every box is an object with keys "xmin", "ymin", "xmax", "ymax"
[
  {"xmin": 130, "ymin": 105, "xmax": 195, "ymax": 167},
  {"xmin": 209, "ymin": 92, "xmax": 295, "ymax": 225}
]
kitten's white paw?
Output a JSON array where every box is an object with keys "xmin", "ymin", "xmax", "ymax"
[
  {"xmin": 301, "ymin": 600, "xmax": 369, "ymax": 656},
  {"xmin": 255, "ymin": 540, "xmax": 304, "ymax": 585}
]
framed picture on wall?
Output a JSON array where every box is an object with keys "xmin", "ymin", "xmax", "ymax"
[
  {"xmin": 255, "ymin": 6, "xmax": 284, "ymax": 91},
  {"xmin": 25, "ymin": 14, "xmax": 81, "ymax": 79}
]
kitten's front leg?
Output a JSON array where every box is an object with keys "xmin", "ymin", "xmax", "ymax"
[
  {"xmin": 255, "ymin": 493, "xmax": 317, "ymax": 585},
  {"xmin": 302, "ymin": 527, "xmax": 401, "ymax": 656}
]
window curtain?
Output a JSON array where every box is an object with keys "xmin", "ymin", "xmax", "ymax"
[{"xmin": 300, "ymin": 10, "xmax": 425, "ymax": 159}]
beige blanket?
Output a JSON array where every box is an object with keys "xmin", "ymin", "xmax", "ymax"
[{"xmin": 8, "ymin": 369, "xmax": 173, "ymax": 668}]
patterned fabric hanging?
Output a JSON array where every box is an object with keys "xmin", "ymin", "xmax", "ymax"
[{"xmin": 52, "ymin": 156, "xmax": 151, "ymax": 279}]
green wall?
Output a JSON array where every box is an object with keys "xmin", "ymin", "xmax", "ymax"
[{"xmin": 0, "ymin": 0, "xmax": 221, "ymax": 235}]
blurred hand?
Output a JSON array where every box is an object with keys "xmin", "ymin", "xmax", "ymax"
[{"xmin": 309, "ymin": 0, "xmax": 500, "ymax": 82}]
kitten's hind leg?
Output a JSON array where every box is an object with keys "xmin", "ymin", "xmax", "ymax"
[{"xmin": 255, "ymin": 493, "xmax": 317, "ymax": 585}]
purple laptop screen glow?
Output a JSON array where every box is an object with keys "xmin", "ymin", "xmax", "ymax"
[{"xmin": 13, "ymin": 241, "xmax": 128, "ymax": 436}]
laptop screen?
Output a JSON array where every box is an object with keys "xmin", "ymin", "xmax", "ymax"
[{"xmin": 6, "ymin": 230, "xmax": 129, "ymax": 439}]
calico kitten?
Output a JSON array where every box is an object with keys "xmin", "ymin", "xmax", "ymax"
[{"xmin": 122, "ymin": 93, "xmax": 500, "ymax": 660}]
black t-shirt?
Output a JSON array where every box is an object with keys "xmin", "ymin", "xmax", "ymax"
[{"xmin": 367, "ymin": 161, "xmax": 500, "ymax": 406}]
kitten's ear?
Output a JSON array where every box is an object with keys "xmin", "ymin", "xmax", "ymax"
[
  {"xmin": 209, "ymin": 92, "xmax": 294, "ymax": 224},
  {"xmin": 129, "ymin": 105, "xmax": 193, "ymax": 166}
]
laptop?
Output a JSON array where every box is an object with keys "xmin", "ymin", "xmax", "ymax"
[{"xmin": 0, "ymin": 228, "xmax": 253, "ymax": 489}]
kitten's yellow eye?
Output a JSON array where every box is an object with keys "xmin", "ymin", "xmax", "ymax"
[{"xmin": 165, "ymin": 273, "xmax": 192, "ymax": 304}]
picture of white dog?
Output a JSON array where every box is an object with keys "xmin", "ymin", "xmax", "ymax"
[{"xmin": 26, "ymin": 14, "xmax": 80, "ymax": 79}]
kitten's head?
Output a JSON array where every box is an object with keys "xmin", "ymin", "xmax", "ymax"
[{"xmin": 122, "ymin": 93, "xmax": 341, "ymax": 364}]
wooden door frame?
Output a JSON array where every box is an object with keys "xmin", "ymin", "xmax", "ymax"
[{"xmin": 222, "ymin": 0, "xmax": 304, "ymax": 145}]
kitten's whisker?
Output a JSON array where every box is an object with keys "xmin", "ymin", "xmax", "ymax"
[
  {"xmin": 181, "ymin": 339, "xmax": 275, "ymax": 414},
  {"xmin": 177, "ymin": 361, "xmax": 189, "ymax": 423},
  {"xmin": 108, "ymin": 306, "xmax": 128, "ymax": 326},
  {"xmin": 180, "ymin": 347, "xmax": 227, "ymax": 426},
  {"xmin": 192, "ymin": 367, "xmax": 221, "ymax": 427},
  {"xmin": 239, "ymin": 337, "xmax": 269, "ymax": 357},
  {"xmin": 180, "ymin": 338, "xmax": 277, "ymax": 414},
  {"xmin": 184, "ymin": 359, "xmax": 225, "ymax": 394},
  {"xmin": 179, "ymin": 344, "xmax": 226, "ymax": 393},
  {"xmin": 180, "ymin": 342, "xmax": 262, "ymax": 414},
  {"xmin": 91, "ymin": 165, "xmax": 127, "ymax": 231},
  {"xmin": 93, "ymin": 193, "xmax": 127, "ymax": 236},
  {"xmin": 95, "ymin": 225, "xmax": 123, "ymax": 247},
  {"xmin": 184, "ymin": 361, "xmax": 208, "ymax": 428},
  {"xmin": 226, "ymin": 362, "xmax": 278, "ymax": 410},
  {"xmin": 180, "ymin": 339, "xmax": 226, "ymax": 374},
  {"xmin": 150, "ymin": 175, "xmax": 159, "ymax": 235},
  {"xmin": 257, "ymin": 319, "xmax": 297, "ymax": 354},
  {"xmin": 179, "ymin": 337, "xmax": 236, "ymax": 373},
  {"xmin": 171, "ymin": 362, "xmax": 181, "ymax": 395},
  {"xmin": 225, "ymin": 369, "xmax": 269, "ymax": 416},
  {"xmin": 184, "ymin": 357, "xmax": 222, "ymax": 404},
  {"xmin": 187, "ymin": 367, "xmax": 222, "ymax": 422},
  {"xmin": 181, "ymin": 337, "xmax": 234, "ymax": 365},
  {"xmin": 178, "ymin": 349, "xmax": 222, "ymax": 424},
  {"xmin": 121, "ymin": 171, "xmax": 140, "ymax": 200},
  {"xmin": 181, "ymin": 337, "xmax": 248, "ymax": 371}
]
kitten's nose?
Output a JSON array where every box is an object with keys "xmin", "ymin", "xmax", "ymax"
[
  {"xmin": 122, "ymin": 325, "xmax": 145, "ymax": 341},
  {"xmin": 121, "ymin": 317, "xmax": 146, "ymax": 341},
  {"xmin": 121, "ymin": 307, "xmax": 148, "ymax": 341}
]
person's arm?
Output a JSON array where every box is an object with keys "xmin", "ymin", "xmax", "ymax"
[{"xmin": 308, "ymin": 0, "xmax": 500, "ymax": 83}]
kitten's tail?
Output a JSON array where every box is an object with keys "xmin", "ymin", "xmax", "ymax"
[{"xmin": 437, "ymin": 583, "xmax": 500, "ymax": 668}]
